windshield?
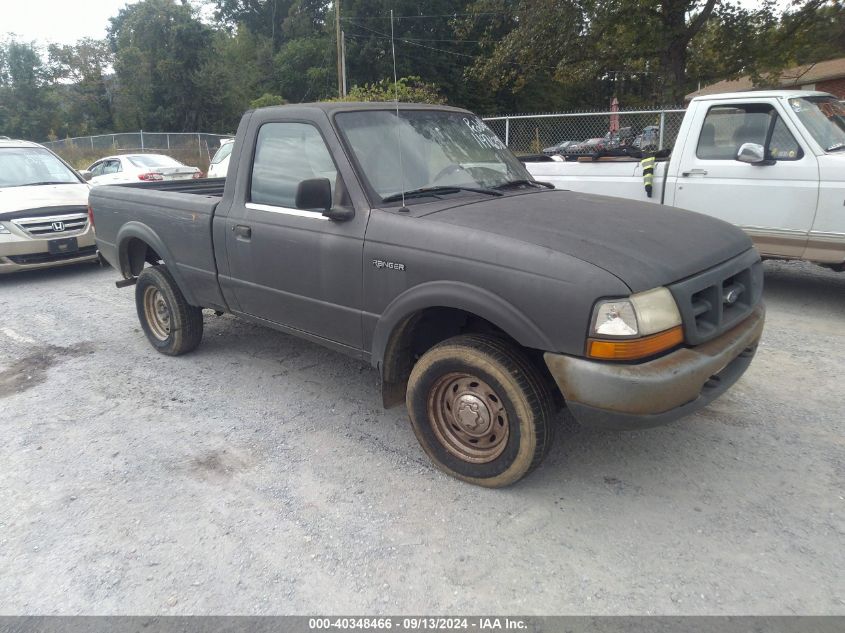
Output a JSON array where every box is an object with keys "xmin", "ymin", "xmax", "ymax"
[
  {"xmin": 127, "ymin": 154, "xmax": 184, "ymax": 168},
  {"xmin": 0, "ymin": 147, "xmax": 80, "ymax": 188},
  {"xmin": 211, "ymin": 141, "xmax": 234, "ymax": 165},
  {"xmin": 335, "ymin": 109, "xmax": 531, "ymax": 201},
  {"xmin": 788, "ymin": 96, "xmax": 845, "ymax": 151}
]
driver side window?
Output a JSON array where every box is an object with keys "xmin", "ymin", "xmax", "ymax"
[
  {"xmin": 250, "ymin": 122, "xmax": 338, "ymax": 210},
  {"xmin": 696, "ymin": 104, "xmax": 803, "ymax": 161}
]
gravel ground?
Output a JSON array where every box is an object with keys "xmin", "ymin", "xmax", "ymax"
[{"xmin": 0, "ymin": 259, "xmax": 842, "ymax": 615}]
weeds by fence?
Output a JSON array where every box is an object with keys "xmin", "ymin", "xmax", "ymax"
[{"xmin": 43, "ymin": 132, "xmax": 233, "ymax": 170}]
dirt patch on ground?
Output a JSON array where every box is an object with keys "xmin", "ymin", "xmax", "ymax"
[
  {"xmin": 0, "ymin": 342, "xmax": 95, "ymax": 399},
  {"xmin": 184, "ymin": 448, "xmax": 256, "ymax": 483}
]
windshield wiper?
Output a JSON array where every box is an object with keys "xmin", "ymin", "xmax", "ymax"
[
  {"xmin": 11, "ymin": 181, "xmax": 76, "ymax": 187},
  {"xmin": 493, "ymin": 179, "xmax": 554, "ymax": 190},
  {"xmin": 382, "ymin": 186, "xmax": 502, "ymax": 203},
  {"xmin": 826, "ymin": 143, "xmax": 845, "ymax": 152}
]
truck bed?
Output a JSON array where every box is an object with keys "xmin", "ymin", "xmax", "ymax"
[
  {"xmin": 90, "ymin": 178, "xmax": 227, "ymax": 311},
  {"xmin": 115, "ymin": 177, "xmax": 227, "ymax": 197},
  {"xmin": 526, "ymin": 158, "xmax": 669, "ymax": 204}
]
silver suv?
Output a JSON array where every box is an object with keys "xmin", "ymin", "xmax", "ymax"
[{"xmin": 0, "ymin": 139, "xmax": 97, "ymax": 273}]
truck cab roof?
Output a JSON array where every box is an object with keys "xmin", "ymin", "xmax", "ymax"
[
  {"xmin": 253, "ymin": 101, "xmax": 472, "ymax": 116},
  {"xmin": 689, "ymin": 89, "xmax": 834, "ymax": 103},
  {"xmin": 0, "ymin": 138, "xmax": 45, "ymax": 149}
]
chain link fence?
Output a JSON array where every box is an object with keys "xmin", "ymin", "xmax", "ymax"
[
  {"xmin": 43, "ymin": 112, "xmax": 686, "ymax": 168},
  {"xmin": 482, "ymin": 108, "xmax": 686, "ymax": 156},
  {"xmin": 42, "ymin": 132, "xmax": 233, "ymax": 170}
]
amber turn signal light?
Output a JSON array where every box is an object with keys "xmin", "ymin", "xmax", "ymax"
[{"xmin": 587, "ymin": 326, "xmax": 684, "ymax": 361}]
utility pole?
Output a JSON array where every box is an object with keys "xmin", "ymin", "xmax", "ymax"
[
  {"xmin": 335, "ymin": 1, "xmax": 344, "ymax": 97},
  {"xmin": 341, "ymin": 30, "xmax": 347, "ymax": 97}
]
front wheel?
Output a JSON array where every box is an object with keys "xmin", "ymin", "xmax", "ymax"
[
  {"xmin": 135, "ymin": 265, "xmax": 203, "ymax": 356},
  {"xmin": 406, "ymin": 334, "xmax": 555, "ymax": 487}
]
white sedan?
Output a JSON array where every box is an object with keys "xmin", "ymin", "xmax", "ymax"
[
  {"xmin": 83, "ymin": 154, "xmax": 202, "ymax": 186},
  {"xmin": 207, "ymin": 138, "xmax": 234, "ymax": 178}
]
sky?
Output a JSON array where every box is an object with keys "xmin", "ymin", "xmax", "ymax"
[
  {"xmin": 2, "ymin": 0, "xmax": 795, "ymax": 47},
  {"xmin": 2, "ymin": 1, "xmax": 139, "ymax": 45}
]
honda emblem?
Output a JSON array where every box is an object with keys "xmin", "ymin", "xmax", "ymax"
[{"xmin": 51, "ymin": 221, "xmax": 65, "ymax": 232}]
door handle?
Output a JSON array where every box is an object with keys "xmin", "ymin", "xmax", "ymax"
[
  {"xmin": 233, "ymin": 224, "xmax": 252, "ymax": 239},
  {"xmin": 682, "ymin": 169, "xmax": 708, "ymax": 177}
]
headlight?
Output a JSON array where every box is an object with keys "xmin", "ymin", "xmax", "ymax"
[
  {"xmin": 588, "ymin": 287, "xmax": 683, "ymax": 360},
  {"xmin": 0, "ymin": 224, "xmax": 10, "ymax": 234}
]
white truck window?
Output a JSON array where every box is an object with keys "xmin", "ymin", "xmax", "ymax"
[
  {"xmin": 103, "ymin": 160, "xmax": 122, "ymax": 174},
  {"xmin": 696, "ymin": 104, "xmax": 802, "ymax": 161},
  {"xmin": 210, "ymin": 140, "xmax": 233, "ymax": 165}
]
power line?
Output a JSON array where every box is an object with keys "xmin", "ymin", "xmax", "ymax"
[
  {"xmin": 345, "ymin": 22, "xmax": 561, "ymax": 73},
  {"xmin": 340, "ymin": 13, "xmax": 509, "ymax": 21},
  {"xmin": 346, "ymin": 34, "xmax": 486, "ymax": 43}
]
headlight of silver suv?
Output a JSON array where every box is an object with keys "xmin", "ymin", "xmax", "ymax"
[
  {"xmin": 589, "ymin": 287, "xmax": 683, "ymax": 360},
  {"xmin": 0, "ymin": 224, "xmax": 11, "ymax": 234}
]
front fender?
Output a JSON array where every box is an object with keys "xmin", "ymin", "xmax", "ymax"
[{"xmin": 370, "ymin": 280, "xmax": 556, "ymax": 371}]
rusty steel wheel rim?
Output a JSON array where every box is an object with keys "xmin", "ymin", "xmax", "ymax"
[
  {"xmin": 143, "ymin": 286, "xmax": 171, "ymax": 341},
  {"xmin": 428, "ymin": 372, "xmax": 509, "ymax": 463}
]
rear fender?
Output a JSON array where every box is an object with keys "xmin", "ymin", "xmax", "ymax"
[{"xmin": 116, "ymin": 221, "xmax": 198, "ymax": 306}]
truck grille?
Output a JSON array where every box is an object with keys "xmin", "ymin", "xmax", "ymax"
[
  {"xmin": 669, "ymin": 249, "xmax": 764, "ymax": 345},
  {"xmin": 12, "ymin": 211, "xmax": 89, "ymax": 237}
]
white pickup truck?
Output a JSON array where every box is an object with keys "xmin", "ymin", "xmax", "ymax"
[{"xmin": 526, "ymin": 90, "xmax": 845, "ymax": 270}]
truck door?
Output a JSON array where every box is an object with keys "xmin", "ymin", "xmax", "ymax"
[
  {"xmin": 670, "ymin": 100, "xmax": 818, "ymax": 258},
  {"xmin": 222, "ymin": 119, "xmax": 367, "ymax": 350}
]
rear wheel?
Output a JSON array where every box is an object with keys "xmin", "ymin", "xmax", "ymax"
[
  {"xmin": 135, "ymin": 266, "xmax": 203, "ymax": 355},
  {"xmin": 406, "ymin": 334, "xmax": 555, "ymax": 487}
]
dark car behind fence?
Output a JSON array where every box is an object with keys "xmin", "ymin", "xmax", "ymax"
[{"xmin": 483, "ymin": 108, "xmax": 686, "ymax": 156}]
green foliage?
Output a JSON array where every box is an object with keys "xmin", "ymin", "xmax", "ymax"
[
  {"xmin": 334, "ymin": 76, "xmax": 446, "ymax": 104},
  {"xmin": 0, "ymin": 40, "xmax": 59, "ymax": 139},
  {"xmin": 108, "ymin": 0, "xmax": 214, "ymax": 131},
  {"xmin": 47, "ymin": 38, "xmax": 114, "ymax": 137},
  {"xmin": 3, "ymin": 0, "xmax": 845, "ymax": 142},
  {"xmin": 273, "ymin": 36, "xmax": 335, "ymax": 102},
  {"xmin": 250, "ymin": 93, "xmax": 288, "ymax": 108}
]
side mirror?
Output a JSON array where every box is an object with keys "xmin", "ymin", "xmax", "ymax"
[
  {"xmin": 736, "ymin": 142, "xmax": 767, "ymax": 165},
  {"xmin": 295, "ymin": 178, "xmax": 332, "ymax": 211},
  {"xmin": 295, "ymin": 177, "xmax": 354, "ymax": 221},
  {"xmin": 79, "ymin": 170, "xmax": 93, "ymax": 182}
]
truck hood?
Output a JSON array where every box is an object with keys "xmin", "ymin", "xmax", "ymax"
[
  {"xmin": 0, "ymin": 183, "xmax": 90, "ymax": 218},
  {"xmin": 422, "ymin": 190, "xmax": 753, "ymax": 292}
]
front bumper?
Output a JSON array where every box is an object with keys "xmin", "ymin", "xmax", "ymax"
[
  {"xmin": 0, "ymin": 226, "xmax": 98, "ymax": 274},
  {"xmin": 544, "ymin": 303, "xmax": 765, "ymax": 429}
]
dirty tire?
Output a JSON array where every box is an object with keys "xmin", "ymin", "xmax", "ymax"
[
  {"xmin": 406, "ymin": 334, "xmax": 555, "ymax": 487},
  {"xmin": 135, "ymin": 266, "xmax": 203, "ymax": 356}
]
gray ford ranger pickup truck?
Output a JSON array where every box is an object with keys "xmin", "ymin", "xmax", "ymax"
[{"xmin": 91, "ymin": 102, "xmax": 765, "ymax": 487}]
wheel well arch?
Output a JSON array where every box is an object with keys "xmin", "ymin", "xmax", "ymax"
[
  {"xmin": 380, "ymin": 306, "xmax": 514, "ymax": 383},
  {"xmin": 373, "ymin": 282, "xmax": 557, "ymax": 408},
  {"xmin": 122, "ymin": 237, "xmax": 163, "ymax": 277},
  {"xmin": 115, "ymin": 222, "xmax": 198, "ymax": 306}
]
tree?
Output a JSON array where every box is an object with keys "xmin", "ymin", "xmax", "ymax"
[
  {"xmin": 109, "ymin": 0, "xmax": 214, "ymax": 131},
  {"xmin": 47, "ymin": 38, "xmax": 114, "ymax": 137},
  {"xmin": 462, "ymin": 0, "xmax": 727, "ymax": 104},
  {"xmin": 0, "ymin": 39, "xmax": 58, "ymax": 139},
  {"xmin": 250, "ymin": 93, "xmax": 288, "ymax": 107},
  {"xmin": 334, "ymin": 75, "xmax": 446, "ymax": 103},
  {"xmin": 211, "ymin": 0, "xmax": 298, "ymax": 50}
]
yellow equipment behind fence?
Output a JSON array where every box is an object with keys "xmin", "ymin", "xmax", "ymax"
[{"xmin": 640, "ymin": 154, "xmax": 655, "ymax": 198}]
